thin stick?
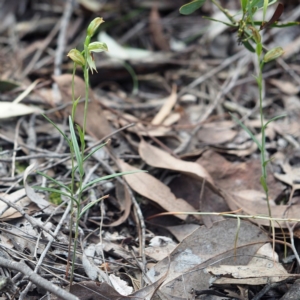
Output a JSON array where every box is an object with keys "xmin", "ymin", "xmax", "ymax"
[{"xmin": 0, "ymin": 257, "xmax": 79, "ymax": 300}]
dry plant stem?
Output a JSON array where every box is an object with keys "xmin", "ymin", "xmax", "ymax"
[
  {"xmin": 0, "ymin": 196, "xmax": 56, "ymax": 238},
  {"xmin": 54, "ymin": 0, "xmax": 74, "ymax": 76},
  {"xmin": 149, "ymin": 211, "xmax": 300, "ymax": 224},
  {"xmin": 19, "ymin": 201, "xmax": 72, "ymax": 300},
  {"xmin": 0, "ymin": 257, "xmax": 79, "ymax": 300},
  {"xmin": 12, "ymin": 118, "xmax": 22, "ymax": 178},
  {"xmin": 286, "ymin": 222, "xmax": 300, "ymax": 266},
  {"xmin": 252, "ymin": 278, "xmax": 293, "ymax": 300},
  {"xmin": 22, "ymin": 21, "xmax": 61, "ymax": 78},
  {"xmin": 178, "ymin": 50, "xmax": 245, "ymax": 96}
]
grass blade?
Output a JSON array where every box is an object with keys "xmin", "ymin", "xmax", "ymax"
[
  {"xmin": 81, "ymin": 170, "xmax": 146, "ymax": 192},
  {"xmin": 83, "ymin": 142, "xmax": 108, "ymax": 162},
  {"xmin": 33, "ymin": 186, "xmax": 76, "ymax": 202},
  {"xmin": 230, "ymin": 113, "xmax": 262, "ymax": 151},
  {"xmin": 36, "ymin": 171, "xmax": 71, "ymax": 193},
  {"xmin": 69, "ymin": 116, "xmax": 84, "ymax": 176},
  {"xmin": 42, "ymin": 114, "xmax": 70, "ymax": 144}
]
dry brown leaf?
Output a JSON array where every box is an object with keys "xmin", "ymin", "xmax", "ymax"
[
  {"xmin": 118, "ymin": 160, "xmax": 198, "ymax": 220},
  {"xmin": 274, "ymin": 161, "xmax": 300, "ymax": 192},
  {"xmin": 104, "ymin": 182, "xmax": 131, "ymax": 227},
  {"xmin": 198, "ymin": 150, "xmax": 283, "ymax": 199},
  {"xmin": 151, "ymin": 85, "xmax": 177, "ymax": 125},
  {"xmin": 269, "ymin": 78, "xmax": 299, "ymax": 95},
  {"xmin": 119, "ymin": 113, "xmax": 170, "ymax": 136},
  {"xmin": 138, "ymin": 140, "xmax": 214, "ymax": 186},
  {"xmin": 149, "ymin": 5, "xmax": 170, "ymax": 51},
  {"xmin": 207, "ymin": 244, "xmax": 289, "ymax": 285},
  {"xmin": 198, "ymin": 121, "xmax": 237, "ymax": 145},
  {"xmin": 53, "ymin": 74, "xmax": 112, "ymax": 140},
  {"xmin": 224, "ymin": 189, "xmax": 300, "ymax": 227}
]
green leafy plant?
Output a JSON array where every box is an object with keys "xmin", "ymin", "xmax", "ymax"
[
  {"xmin": 179, "ymin": 0, "xmax": 299, "ymax": 222},
  {"xmin": 34, "ymin": 18, "xmax": 142, "ymax": 285}
]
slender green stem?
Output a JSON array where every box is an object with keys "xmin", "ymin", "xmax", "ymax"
[
  {"xmin": 211, "ymin": 0, "xmax": 236, "ymax": 24},
  {"xmin": 257, "ymin": 55, "xmax": 272, "ymax": 221},
  {"xmin": 71, "ymin": 63, "xmax": 76, "ymax": 121},
  {"xmin": 66, "ymin": 64, "xmax": 77, "ymax": 281},
  {"xmin": 82, "ymin": 36, "xmax": 91, "ymax": 138}
]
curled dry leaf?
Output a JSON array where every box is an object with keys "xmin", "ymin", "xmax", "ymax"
[
  {"xmin": 207, "ymin": 244, "xmax": 289, "ymax": 285},
  {"xmin": 118, "ymin": 159, "xmax": 198, "ymax": 220},
  {"xmin": 138, "ymin": 140, "xmax": 215, "ymax": 187},
  {"xmin": 197, "ymin": 120, "xmax": 237, "ymax": 145},
  {"xmin": 118, "ymin": 113, "xmax": 170, "ymax": 136},
  {"xmin": 149, "ymin": 5, "xmax": 170, "ymax": 51},
  {"xmin": 269, "ymin": 78, "xmax": 299, "ymax": 95},
  {"xmin": 0, "ymin": 102, "xmax": 42, "ymax": 119},
  {"xmin": 151, "ymin": 85, "xmax": 177, "ymax": 125}
]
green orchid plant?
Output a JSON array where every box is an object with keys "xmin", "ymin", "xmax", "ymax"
[
  {"xmin": 35, "ymin": 17, "xmax": 142, "ymax": 285},
  {"xmin": 179, "ymin": 0, "xmax": 299, "ymax": 221}
]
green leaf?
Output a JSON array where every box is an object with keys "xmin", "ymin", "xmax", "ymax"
[
  {"xmin": 88, "ymin": 42, "xmax": 108, "ymax": 53},
  {"xmin": 242, "ymin": 40, "xmax": 255, "ymax": 53},
  {"xmin": 256, "ymin": 43, "xmax": 262, "ymax": 57},
  {"xmin": 203, "ymin": 16, "xmax": 236, "ymax": 27},
  {"xmin": 230, "ymin": 113, "xmax": 262, "ymax": 151},
  {"xmin": 71, "ymin": 97, "xmax": 80, "ymax": 122},
  {"xmin": 78, "ymin": 196, "xmax": 106, "ymax": 219},
  {"xmin": 260, "ymin": 176, "xmax": 268, "ymax": 193},
  {"xmin": 76, "ymin": 124, "xmax": 85, "ymax": 151},
  {"xmin": 263, "ymin": 114, "xmax": 286, "ymax": 128},
  {"xmin": 263, "ymin": 46, "xmax": 284, "ymax": 63},
  {"xmin": 42, "ymin": 114, "xmax": 70, "ymax": 144},
  {"xmin": 83, "ymin": 142, "xmax": 108, "ymax": 162},
  {"xmin": 36, "ymin": 171, "xmax": 71, "ymax": 193},
  {"xmin": 263, "ymin": 0, "xmax": 269, "ymax": 22},
  {"xmin": 179, "ymin": 0, "xmax": 206, "ymax": 15},
  {"xmin": 69, "ymin": 116, "xmax": 84, "ymax": 176},
  {"xmin": 33, "ymin": 186, "xmax": 77, "ymax": 203},
  {"xmin": 81, "ymin": 170, "xmax": 147, "ymax": 192},
  {"xmin": 241, "ymin": 0, "xmax": 248, "ymax": 12},
  {"xmin": 250, "ymin": 0, "xmax": 276, "ymax": 10}
]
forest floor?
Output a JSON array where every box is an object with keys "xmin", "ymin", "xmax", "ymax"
[{"xmin": 0, "ymin": 0, "xmax": 300, "ymax": 299}]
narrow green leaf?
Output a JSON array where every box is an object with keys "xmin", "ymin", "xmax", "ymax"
[
  {"xmin": 260, "ymin": 176, "xmax": 268, "ymax": 193},
  {"xmin": 81, "ymin": 170, "xmax": 147, "ymax": 192},
  {"xmin": 69, "ymin": 116, "xmax": 84, "ymax": 176},
  {"xmin": 33, "ymin": 186, "xmax": 76, "ymax": 202},
  {"xmin": 263, "ymin": 0, "xmax": 269, "ymax": 22},
  {"xmin": 179, "ymin": 0, "xmax": 206, "ymax": 15},
  {"xmin": 264, "ymin": 114, "xmax": 286, "ymax": 128},
  {"xmin": 241, "ymin": 0, "xmax": 248, "ymax": 12},
  {"xmin": 251, "ymin": 0, "xmax": 276, "ymax": 10},
  {"xmin": 71, "ymin": 97, "xmax": 80, "ymax": 122},
  {"xmin": 83, "ymin": 142, "xmax": 108, "ymax": 162},
  {"xmin": 78, "ymin": 196, "xmax": 106, "ymax": 219},
  {"xmin": 203, "ymin": 16, "xmax": 236, "ymax": 27},
  {"xmin": 76, "ymin": 124, "xmax": 85, "ymax": 151},
  {"xmin": 42, "ymin": 114, "xmax": 70, "ymax": 144},
  {"xmin": 242, "ymin": 40, "xmax": 255, "ymax": 52},
  {"xmin": 36, "ymin": 171, "xmax": 71, "ymax": 193},
  {"xmin": 230, "ymin": 113, "xmax": 262, "ymax": 151},
  {"xmin": 256, "ymin": 43, "xmax": 262, "ymax": 57}
]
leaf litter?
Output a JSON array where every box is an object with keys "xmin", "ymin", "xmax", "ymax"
[{"xmin": 0, "ymin": 1, "xmax": 300, "ymax": 299}]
